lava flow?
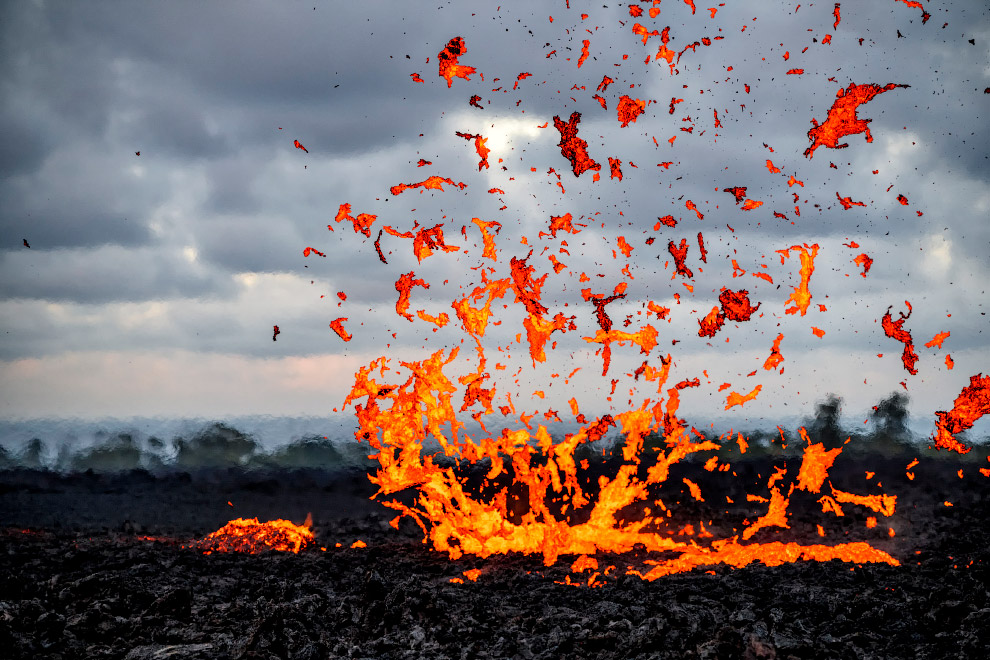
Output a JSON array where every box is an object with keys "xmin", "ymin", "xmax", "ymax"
[
  {"xmin": 300, "ymin": 11, "xmax": 983, "ymax": 586},
  {"xmin": 198, "ymin": 515, "xmax": 314, "ymax": 554}
]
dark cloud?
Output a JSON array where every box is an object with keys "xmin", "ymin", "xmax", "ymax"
[
  {"xmin": 0, "ymin": 246, "xmax": 222, "ymax": 305},
  {"xmin": 196, "ymin": 214, "xmax": 304, "ymax": 274},
  {"xmin": 0, "ymin": 0, "xmax": 986, "ymax": 419}
]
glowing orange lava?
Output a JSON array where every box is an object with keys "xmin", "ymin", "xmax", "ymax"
[
  {"xmin": 332, "ymin": 203, "xmax": 378, "ymax": 237},
  {"xmin": 553, "ymin": 112, "xmax": 601, "ymax": 177},
  {"xmin": 933, "ymin": 374, "xmax": 990, "ymax": 454},
  {"xmin": 306, "ymin": 5, "xmax": 931, "ymax": 586},
  {"xmin": 438, "ymin": 36, "xmax": 476, "ymax": 87},
  {"xmin": 725, "ymin": 385, "xmax": 762, "ymax": 410},
  {"xmin": 719, "ymin": 289, "xmax": 760, "ymax": 322},
  {"xmin": 389, "ymin": 176, "xmax": 468, "ymax": 196},
  {"xmin": 925, "ymin": 331, "xmax": 950, "ymax": 349},
  {"xmin": 456, "ymin": 131, "xmax": 491, "ymax": 171},
  {"xmin": 667, "ymin": 239, "xmax": 694, "ymax": 279},
  {"xmin": 198, "ymin": 517, "xmax": 314, "ymax": 554},
  {"xmin": 616, "ymin": 96, "xmax": 646, "ymax": 127},
  {"xmin": 776, "ymin": 244, "xmax": 819, "ymax": 316},
  {"xmin": 805, "ymin": 83, "xmax": 909, "ymax": 158},
  {"xmin": 330, "ymin": 318, "xmax": 352, "ymax": 342},
  {"xmin": 836, "ymin": 192, "xmax": 866, "ymax": 210},
  {"xmin": 853, "ymin": 253, "xmax": 873, "ymax": 277},
  {"xmin": 881, "ymin": 302, "xmax": 919, "ymax": 375},
  {"xmin": 764, "ymin": 333, "xmax": 785, "ymax": 371}
]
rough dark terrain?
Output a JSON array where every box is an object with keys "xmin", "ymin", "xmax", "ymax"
[{"xmin": 1, "ymin": 455, "xmax": 988, "ymax": 659}]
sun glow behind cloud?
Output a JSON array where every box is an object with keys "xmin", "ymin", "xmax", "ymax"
[{"xmin": 0, "ymin": 1, "xmax": 986, "ymax": 426}]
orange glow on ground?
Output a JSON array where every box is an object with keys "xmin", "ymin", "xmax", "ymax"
[{"xmin": 198, "ymin": 517, "xmax": 314, "ymax": 554}]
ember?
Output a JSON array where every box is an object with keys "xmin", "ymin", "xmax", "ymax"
[{"xmin": 197, "ymin": 516, "xmax": 314, "ymax": 554}]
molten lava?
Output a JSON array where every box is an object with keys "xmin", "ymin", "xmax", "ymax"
[
  {"xmin": 805, "ymin": 82, "xmax": 909, "ymax": 158},
  {"xmin": 776, "ymin": 244, "xmax": 819, "ymax": 316},
  {"xmin": 616, "ymin": 96, "xmax": 646, "ymax": 127},
  {"xmin": 553, "ymin": 112, "xmax": 601, "ymax": 177},
  {"xmin": 933, "ymin": 374, "xmax": 990, "ymax": 454},
  {"xmin": 198, "ymin": 517, "xmax": 314, "ymax": 554},
  {"xmin": 881, "ymin": 302, "xmax": 920, "ymax": 375},
  {"xmin": 438, "ymin": 37, "xmax": 476, "ymax": 87},
  {"xmin": 296, "ymin": 3, "xmax": 950, "ymax": 586}
]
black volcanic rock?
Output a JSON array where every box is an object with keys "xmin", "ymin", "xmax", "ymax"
[{"xmin": 1, "ymin": 457, "xmax": 988, "ymax": 659}]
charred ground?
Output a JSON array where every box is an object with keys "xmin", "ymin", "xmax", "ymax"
[{"xmin": 2, "ymin": 445, "xmax": 988, "ymax": 660}]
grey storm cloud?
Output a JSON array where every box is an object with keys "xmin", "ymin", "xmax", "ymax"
[{"xmin": 0, "ymin": 0, "xmax": 986, "ymax": 421}]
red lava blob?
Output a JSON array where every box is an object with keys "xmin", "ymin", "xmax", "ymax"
[
  {"xmin": 395, "ymin": 272, "xmax": 429, "ymax": 321},
  {"xmin": 198, "ymin": 517, "xmax": 314, "ymax": 554},
  {"xmin": 456, "ymin": 131, "xmax": 491, "ymax": 171},
  {"xmin": 933, "ymin": 374, "xmax": 990, "ymax": 454},
  {"xmin": 632, "ymin": 23, "xmax": 661, "ymax": 44},
  {"xmin": 438, "ymin": 36, "xmax": 477, "ymax": 87},
  {"xmin": 764, "ymin": 333, "xmax": 785, "ymax": 371},
  {"xmin": 608, "ymin": 157, "xmax": 623, "ymax": 180},
  {"xmin": 723, "ymin": 186, "xmax": 747, "ymax": 204},
  {"xmin": 546, "ymin": 213, "xmax": 582, "ymax": 238},
  {"xmin": 881, "ymin": 302, "xmax": 919, "ymax": 375},
  {"xmin": 894, "ymin": 0, "xmax": 931, "ymax": 23},
  {"xmin": 804, "ymin": 83, "xmax": 909, "ymax": 158},
  {"xmin": 776, "ymin": 244, "xmax": 819, "ymax": 316},
  {"xmin": 836, "ymin": 192, "xmax": 866, "ymax": 210},
  {"xmin": 332, "ymin": 204, "xmax": 378, "ymax": 237},
  {"xmin": 719, "ymin": 289, "xmax": 761, "ymax": 322},
  {"xmin": 389, "ymin": 176, "xmax": 468, "ymax": 196},
  {"xmin": 725, "ymin": 385, "xmax": 762, "ymax": 410},
  {"xmin": 578, "ymin": 39, "xmax": 591, "ymax": 68},
  {"xmin": 616, "ymin": 96, "xmax": 646, "ymax": 127},
  {"xmin": 513, "ymin": 72, "xmax": 533, "ymax": 90},
  {"xmin": 853, "ymin": 253, "xmax": 873, "ymax": 277},
  {"xmin": 698, "ymin": 307, "xmax": 726, "ymax": 338},
  {"xmin": 667, "ymin": 239, "xmax": 694, "ymax": 279},
  {"xmin": 553, "ymin": 112, "xmax": 601, "ymax": 177},
  {"xmin": 330, "ymin": 318, "xmax": 353, "ymax": 342},
  {"xmin": 510, "ymin": 255, "xmax": 575, "ymax": 364},
  {"xmin": 925, "ymin": 331, "xmax": 950, "ymax": 349},
  {"xmin": 413, "ymin": 224, "xmax": 460, "ymax": 262}
]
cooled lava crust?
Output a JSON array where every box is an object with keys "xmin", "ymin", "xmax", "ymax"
[{"xmin": 2, "ymin": 456, "xmax": 988, "ymax": 660}]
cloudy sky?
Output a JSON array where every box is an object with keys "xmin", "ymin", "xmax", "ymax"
[{"xmin": 1, "ymin": 0, "xmax": 987, "ymax": 436}]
